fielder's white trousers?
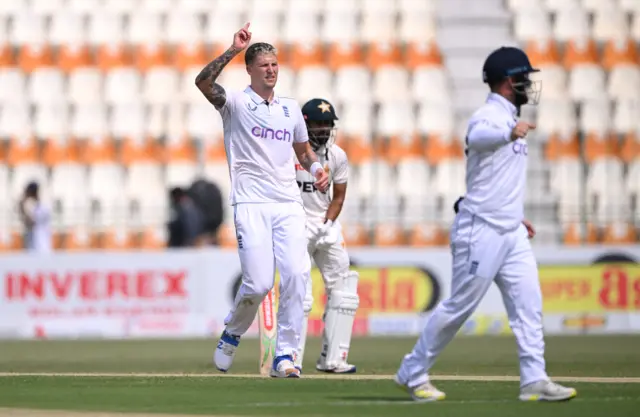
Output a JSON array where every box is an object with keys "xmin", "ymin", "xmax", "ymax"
[
  {"xmin": 306, "ymin": 220, "xmax": 350, "ymax": 290},
  {"xmin": 224, "ymin": 202, "xmax": 310, "ymax": 358},
  {"xmin": 397, "ymin": 211, "xmax": 548, "ymax": 388}
]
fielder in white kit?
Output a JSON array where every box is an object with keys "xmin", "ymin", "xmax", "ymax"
[
  {"xmin": 195, "ymin": 23, "xmax": 329, "ymax": 378},
  {"xmin": 293, "ymin": 98, "xmax": 358, "ymax": 374},
  {"xmin": 395, "ymin": 47, "xmax": 577, "ymax": 402}
]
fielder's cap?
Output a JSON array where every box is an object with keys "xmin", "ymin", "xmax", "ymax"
[
  {"xmin": 482, "ymin": 46, "xmax": 539, "ymax": 84},
  {"xmin": 301, "ymin": 98, "xmax": 339, "ymax": 122}
]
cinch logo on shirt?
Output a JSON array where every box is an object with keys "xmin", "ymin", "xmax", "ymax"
[
  {"xmin": 251, "ymin": 126, "xmax": 292, "ymax": 142},
  {"xmin": 512, "ymin": 142, "xmax": 528, "ymax": 156}
]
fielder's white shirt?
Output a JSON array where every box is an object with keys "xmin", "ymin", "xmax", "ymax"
[
  {"xmin": 23, "ymin": 199, "xmax": 52, "ymax": 253},
  {"xmin": 459, "ymin": 93, "xmax": 527, "ymax": 233},
  {"xmin": 295, "ymin": 145, "xmax": 349, "ymax": 223},
  {"xmin": 217, "ymin": 85, "xmax": 308, "ymax": 206}
]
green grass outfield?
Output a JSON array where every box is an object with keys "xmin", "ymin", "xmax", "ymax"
[{"xmin": 0, "ymin": 335, "xmax": 639, "ymax": 417}]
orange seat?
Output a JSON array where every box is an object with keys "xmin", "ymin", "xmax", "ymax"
[
  {"xmin": 601, "ymin": 38, "xmax": 639, "ymax": 70},
  {"xmin": 0, "ymin": 44, "xmax": 15, "ymax": 67},
  {"xmin": 0, "ymin": 230, "xmax": 23, "ymax": 252},
  {"xmin": 345, "ymin": 135, "xmax": 373, "ymax": 165},
  {"xmin": 341, "ymin": 223, "xmax": 370, "ymax": 247},
  {"xmin": 373, "ymin": 223, "xmax": 405, "ymax": 246},
  {"xmin": 386, "ymin": 135, "xmax": 423, "ymax": 165},
  {"xmin": 525, "ymin": 39, "xmax": 561, "ymax": 67},
  {"xmin": 57, "ymin": 44, "xmax": 93, "ymax": 73},
  {"xmin": 366, "ymin": 42, "xmax": 402, "ymax": 70},
  {"xmin": 327, "ymin": 42, "xmax": 363, "ymax": 71},
  {"xmin": 563, "ymin": 39, "xmax": 599, "ymax": 69},
  {"xmin": 204, "ymin": 138, "xmax": 226, "ymax": 163},
  {"xmin": 121, "ymin": 137, "xmax": 162, "ymax": 165},
  {"xmin": 163, "ymin": 136, "xmax": 197, "ymax": 163},
  {"xmin": 96, "ymin": 44, "xmax": 131, "ymax": 70},
  {"xmin": 424, "ymin": 134, "xmax": 464, "ymax": 165},
  {"xmin": 62, "ymin": 227, "xmax": 96, "ymax": 251},
  {"xmin": 584, "ymin": 132, "xmax": 620, "ymax": 164},
  {"xmin": 101, "ymin": 228, "xmax": 135, "ymax": 250},
  {"xmin": 601, "ymin": 222, "xmax": 637, "ymax": 244},
  {"xmin": 620, "ymin": 133, "xmax": 640, "ymax": 163},
  {"xmin": 6, "ymin": 136, "xmax": 39, "ymax": 166},
  {"xmin": 545, "ymin": 131, "xmax": 581, "ymax": 161},
  {"xmin": 404, "ymin": 41, "xmax": 442, "ymax": 69},
  {"xmin": 79, "ymin": 136, "xmax": 118, "ymax": 164},
  {"xmin": 139, "ymin": 227, "xmax": 166, "ymax": 250},
  {"xmin": 42, "ymin": 138, "xmax": 80, "ymax": 167},
  {"xmin": 289, "ymin": 42, "xmax": 325, "ymax": 70},
  {"xmin": 407, "ymin": 223, "xmax": 446, "ymax": 247},
  {"xmin": 563, "ymin": 222, "xmax": 599, "ymax": 245},
  {"xmin": 134, "ymin": 43, "xmax": 170, "ymax": 72},
  {"xmin": 172, "ymin": 43, "xmax": 208, "ymax": 71},
  {"xmin": 18, "ymin": 44, "xmax": 54, "ymax": 72}
]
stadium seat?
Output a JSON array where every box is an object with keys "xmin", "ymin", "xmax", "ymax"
[
  {"xmin": 10, "ymin": 10, "xmax": 47, "ymax": 46},
  {"xmin": 550, "ymin": 158, "xmax": 584, "ymax": 222},
  {"xmin": 245, "ymin": 11, "xmax": 281, "ymax": 45},
  {"xmin": 0, "ymin": 68, "xmax": 26, "ymax": 105},
  {"xmin": 0, "ymin": 0, "xmax": 27, "ymax": 17},
  {"xmin": 525, "ymin": 39, "xmax": 562, "ymax": 67},
  {"xmin": 27, "ymin": 67, "xmax": 66, "ymax": 106},
  {"xmin": 592, "ymin": 7, "xmax": 629, "ymax": 43},
  {"xmin": 68, "ymin": 67, "xmax": 102, "ymax": 105},
  {"xmin": 582, "ymin": 0, "xmax": 618, "ymax": 13},
  {"xmin": 283, "ymin": 10, "xmax": 321, "ymax": 45},
  {"xmin": 529, "ymin": 64, "xmax": 566, "ymax": 100},
  {"xmin": 372, "ymin": 66, "xmax": 410, "ymax": 103},
  {"xmin": 612, "ymin": 99, "xmax": 639, "ymax": 135},
  {"xmin": 411, "ymin": 67, "xmax": 451, "ymax": 105},
  {"xmin": 620, "ymin": 0, "xmax": 640, "ymax": 13},
  {"xmin": 360, "ymin": 10, "xmax": 397, "ymax": 44},
  {"xmin": 295, "ymin": 66, "xmax": 333, "ymax": 104},
  {"xmin": 398, "ymin": 10, "xmax": 437, "ymax": 44},
  {"xmin": 140, "ymin": 0, "xmax": 173, "ymax": 12},
  {"xmin": 88, "ymin": 11, "xmax": 126, "ymax": 46},
  {"xmin": 205, "ymin": 10, "xmax": 244, "ymax": 46},
  {"xmin": 433, "ymin": 159, "xmax": 466, "ymax": 226},
  {"xmin": 626, "ymin": 160, "xmax": 640, "ymax": 218},
  {"xmin": 376, "ymin": 102, "xmax": 417, "ymax": 163},
  {"xmin": 416, "ymin": 102, "xmax": 455, "ymax": 146},
  {"xmin": 398, "ymin": 0, "xmax": 435, "ymax": 13},
  {"xmin": 321, "ymin": 11, "xmax": 359, "ymax": 44},
  {"xmin": 166, "ymin": 11, "xmax": 203, "ymax": 46},
  {"xmin": 10, "ymin": 164, "xmax": 49, "ymax": 201},
  {"xmin": 568, "ymin": 65, "xmax": 607, "ymax": 101},
  {"xmin": 285, "ymin": 0, "xmax": 323, "ymax": 13},
  {"xmin": 514, "ymin": 8, "xmax": 551, "ymax": 43},
  {"xmin": 67, "ymin": 0, "xmax": 101, "ymax": 13},
  {"xmin": 103, "ymin": 0, "xmax": 140, "ymax": 14},
  {"xmin": 49, "ymin": 11, "xmax": 85, "ymax": 46},
  {"xmin": 143, "ymin": 67, "xmax": 179, "ymax": 105},
  {"xmin": 338, "ymin": 102, "xmax": 373, "ymax": 163},
  {"xmin": 602, "ymin": 39, "xmax": 639, "ymax": 70},
  {"xmin": 545, "ymin": 0, "xmax": 581, "ymax": 12},
  {"xmin": 607, "ymin": 65, "xmax": 640, "ymax": 101},
  {"xmin": 366, "ymin": 42, "xmax": 403, "ymax": 70},
  {"xmin": 104, "ymin": 67, "xmax": 142, "ymax": 105},
  {"xmin": 553, "ymin": 7, "xmax": 590, "ymax": 43},
  {"xmin": 70, "ymin": 103, "xmax": 108, "ymax": 139},
  {"xmin": 333, "ymin": 66, "xmax": 372, "ymax": 105},
  {"xmin": 165, "ymin": 162, "xmax": 198, "ymax": 188},
  {"xmin": 1, "ymin": 105, "xmax": 37, "ymax": 165}
]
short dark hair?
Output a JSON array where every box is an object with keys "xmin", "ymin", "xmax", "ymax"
[{"xmin": 244, "ymin": 42, "xmax": 277, "ymax": 66}]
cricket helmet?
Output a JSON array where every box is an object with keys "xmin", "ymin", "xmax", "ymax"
[
  {"xmin": 482, "ymin": 46, "xmax": 542, "ymax": 105},
  {"xmin": 301, "ymin": 98, "xmax": 339, "ymax": 151}
]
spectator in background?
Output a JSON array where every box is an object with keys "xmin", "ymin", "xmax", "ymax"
[
  {"xmin": 18, "ymin": 181, "xmax": 52, "ymax": 254},
  {"xmin": 167, "ymin": 187, "xmax": 204, "ymax": 248},
  {"xmin": 188, "ymin": 179, "xmax": 224, "ymax": 246}
]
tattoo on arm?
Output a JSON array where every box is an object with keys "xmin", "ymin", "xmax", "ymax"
[{"xmin": 194, "ymin": 47, "xmax": 239, "ymax": 109}]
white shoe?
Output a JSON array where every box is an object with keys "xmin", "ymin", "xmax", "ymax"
[
  {"xmin": 316, "ymin": 359, "xmax": 357, "ymax": 374},
  {"xmin": 270, "ymin": 355, "xmax": 301, "ymax": 378},
  {"xmin": 519, "ymin": 380, "xmax": 577, "ymax": 402},
  {"xmin": 394, "ymin": 374, "xmax": 446, "ymax": 402},
  {"xmin": 213, "ymin": 330, "xmax": 240, "ymax": 372}
]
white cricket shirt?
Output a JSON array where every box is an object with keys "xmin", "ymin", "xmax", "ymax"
[
  {"xmin": 295, "ymin": 144, "xmax": 348, "ymax": 223},
  {"xmin": 23, "ymin": 198, "xmax": 52, "ymax": 253},
  {"xmin": 458, "ymin": 93, "xmax": 528, "ymax": 233},
  {"xmin": 217, "ymin": 85, "xmax": 309, "ymax": 205}
]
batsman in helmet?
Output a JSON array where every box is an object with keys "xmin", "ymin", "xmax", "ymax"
[{"xmin": 294, "ymin": 98, "xmax": 358, "ymax": 374}]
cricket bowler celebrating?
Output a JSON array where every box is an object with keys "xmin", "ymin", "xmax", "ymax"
[
  {"xmin": 394, "ymin": 47, "xmax": 577, "ymax": 402},
  {"xmin": 293, "ymin": 98, "xmax": 358, "ymax": 374},
  {"xmin": 195, "ymin": 23, "xmax": 329, "ymax": 378}
]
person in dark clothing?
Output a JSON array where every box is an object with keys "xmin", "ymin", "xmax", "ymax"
[{"xmin": 167, "ymin": 187, "xmax": 204, "ymax": 248}]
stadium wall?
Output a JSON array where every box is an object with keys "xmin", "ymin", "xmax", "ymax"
[{"xmin": 1, "ymin": 246, "xmax": 639, "ymax": 339}]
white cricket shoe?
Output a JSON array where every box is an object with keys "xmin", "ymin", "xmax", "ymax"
[
  {"xmin": 519, "ymin": 380, "xmax": 577, "ymax": 402},
  {"xmin": 270, "ymin": 355, "xmax": 301, "ymax": 378},
  {"xmin": 213, "ymin": 330, "xmax": 240, "ymax": 372},
  {"xmin": 316, "ymin": 359, "xmax": 357, "ymax": 374},
  {"xmin": 394, "ymin": 374, "xmax": 446, "ymax": 402}
]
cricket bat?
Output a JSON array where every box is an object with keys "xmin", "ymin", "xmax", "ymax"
[{"xmin": 258, "ymin": 287, "xmax": 277, "ymax": 376}]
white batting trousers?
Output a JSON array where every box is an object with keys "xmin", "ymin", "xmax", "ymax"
[
  {"xmin": 224, "ymin": 202, "xmax": 310, "ymax": 358},
  {"xmin": 306, "ymin": 220, "xmax": 350, "ymax": 290},
  {"xmin": 397, "ymin": 211, "xmax": 548, "ymax": 388}
]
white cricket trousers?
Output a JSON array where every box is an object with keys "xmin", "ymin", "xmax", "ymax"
[
  {"xmin": 397, "ymin": 211, "xmax": 548, "ymax": 388},
  {"xmin": 307, "ymin": 220, "xmax": 350, "ymax": 290},
  {"xmin": 224, "ymin": 202, "xmax": 310, "ymax": 358}
]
